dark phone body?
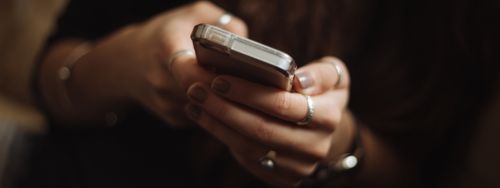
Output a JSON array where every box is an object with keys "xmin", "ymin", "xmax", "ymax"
[{"xmin": 191, "ymin": 24, "xmax": 296, "ymax": 91}]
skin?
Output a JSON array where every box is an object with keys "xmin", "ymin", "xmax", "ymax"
[
  {"xmin": 39, "ymin": 1, "xmax": 247, "ymax": 127},
  {"xmin": 38, "ymin": 1, "xmax": 414, "ymax": 187},
  {"xmin": 185, "ymin": 57, "xmax": 353, "ymax": 187}
]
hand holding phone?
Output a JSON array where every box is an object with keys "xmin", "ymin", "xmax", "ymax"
[{"xmin": 191, "ymin": 24, "xmax": 296, "ymax": 91}]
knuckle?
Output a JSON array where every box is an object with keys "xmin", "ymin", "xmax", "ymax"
[
  {"xmin": 253, "ymin": 117, "xmax": 275, "ymax": 142},
  {"xmin": 273, "ymin": 92, "xmax": 292, "ymax": 117},
  {"xmin": 305, "ymin": 143, "xmax": 330, "ymax": 160},
  {"xmin": 295, "ymin": 164, "xmax": 318, "ymax": 177},
  {"xmin": 190, "ymin": 1, "xmax": 214, "ymax": 12},
  {"xmin": 147, "ymin": 74, "xmax": 170, "ymax": 93},
  {"xmin": 321, "ymin": 108, "xmax": 342, "ymax": 131}
]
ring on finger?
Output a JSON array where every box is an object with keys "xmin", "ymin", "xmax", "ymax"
[
  {"xmin": 259, "ymin": 150, "xmax": 277, "ymax": 170},
  {"xmin": 296, "ymin": 95, "xmax": 315, "ymax": 126},
  {"xmin": 164, "ymin": 49, "xmax": 195, "ymax": 73},
  {"xmin": 332, "ymin": 61, "xmax": 343, "ymax": 88},
  {"xmin": 216, "ymin": 13, "xmax": 232, "ymax": 27}
]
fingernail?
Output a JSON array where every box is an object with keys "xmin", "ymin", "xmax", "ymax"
[
  {"xmin": 212, "ymin": 78, "xmax": 230, "ymax": 93},
  {"xmin": 186, "ymin": 104, "xmax": 202, "ymax": 120},
  {"xmin": 188, "ymin": 85, "xmax": 207, "ymax": 103},
  {"xmin": 295, "ymin": 71, "xmax": 314, "ymax": 90}
]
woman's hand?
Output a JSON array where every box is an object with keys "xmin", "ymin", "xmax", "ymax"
[
  {"xmin": 185, "ymin": 57, "xmax": 353, "ymax": 187},
  {"xmin": 40, "ymin": 1, "xmax": 247, "ymax": 127},
  {"xmin": 95, "ymin": 1, "xmax": 247, "ymax": 127},
  {"xmin": 122, "ymin": 1, "xmax": 247, "ymax": 127}
]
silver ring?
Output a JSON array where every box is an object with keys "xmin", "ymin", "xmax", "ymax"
[
  {"xmin": 297, "ymin": 95, "xmax": 315, "ymax": 126},
  {"xmin": 165, "ymin": 49, "xmax": 195, "ymax": 72},
  {"xmin": 259, "ymin": 150, "xmax": 276, "ymax": 170},
  {"xmin": 332, "ymin": 61, "xmax": 343, "ymax": 88},
  {"xmin": 216, "ymin": 13, "xmax": 232, "ymax": 27}
]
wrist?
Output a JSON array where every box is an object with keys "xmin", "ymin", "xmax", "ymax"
[
  {"xmin": 39, "ymin": 40, "xmax": 131, "ymax": 126},
  {"xmin": 302, "ymin": 110, "xmax": 365, "ymax": 187},
  {"xmin": 68, "ymin": 42, "xmax": 134, "ymax": 124},
  {"xmin": 327, "ymin": 110, "xmax": 357, "ymax": 162}
]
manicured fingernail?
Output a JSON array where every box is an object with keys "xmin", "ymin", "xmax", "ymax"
[
  {"xmin": 212, "ymin": 78, "xmax": 230, "ymax": 93},
  {"xmin": 186, "ymin": 104, "xmax": 202, "ymax": 120},
  {"xmin": 188, "ymin": 85, "xmax": 207, "ymax": 103},
  {"xmin": 295, "ymin": 71, "xmax": 314, "ymax": 90}
]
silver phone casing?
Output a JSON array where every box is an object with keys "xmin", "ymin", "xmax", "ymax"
[{"xmin": 191, "ymin": 24, "xmax": 296, "ymax": 91}]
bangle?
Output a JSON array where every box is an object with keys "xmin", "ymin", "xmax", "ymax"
[
  {"xmin": 302, "ymin": 117, "xmax": 365, "ymax": 187},
  {"xmin": 57, "ymin": 43, "xmax": 119, "ymax": 127},
  {"xmin": 58, "ymin": 42, "xmax": 91, "ymax": 109}
]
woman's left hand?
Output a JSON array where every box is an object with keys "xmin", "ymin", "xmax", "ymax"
[{"xmin": 186, "ymin": 56, "xmax": 352, "ymax": 187}]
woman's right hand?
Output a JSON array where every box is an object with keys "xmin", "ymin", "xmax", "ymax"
[{"xmin": 40, "ymin": 1, "xmax": 247, "ymax": 127}]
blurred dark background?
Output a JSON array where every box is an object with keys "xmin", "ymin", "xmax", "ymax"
[{"xmin": 1, "ymin": 0, "xmax": 499, "ymax": 187}]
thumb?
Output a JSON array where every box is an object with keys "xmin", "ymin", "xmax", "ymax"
[{"xmin": 293, "ymin": 56, "xmax": 349, "ymax": 95}]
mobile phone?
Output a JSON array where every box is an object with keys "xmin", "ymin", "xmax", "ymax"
[{"xmin": 191, "ymin": 24, "xmax": 296, "ymax": 91}]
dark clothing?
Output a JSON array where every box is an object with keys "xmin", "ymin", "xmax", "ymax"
[
  {"xmin": 21, "ymin": 108, "xmax": 261, "ymax": 188},
  {"xmin": 24, "ymin": 0, "xmax": 500, "ymax": 187}
]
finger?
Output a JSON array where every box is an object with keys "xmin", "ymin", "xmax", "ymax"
[
  {"xmin": 310, "ymin": 89, "xmax": 349, "ymax": 130},
  {"xmin": 210, "ymin": 75, "xmax": 347, "ymax": 130},
  {"xmin": 293, "ymin": 56, "xmax": 350, "ymax": 95},
  {"xmin": 168, "ymin": 55, "xmax": 218, "ymax": 92},
  {"xmin": 233, "ymin": 149, "xmax": 319, "ymax": 187},
  {"xmin": 186, "ymin": 83, "xmax": 333, "ymax": 160},
  {"xmin": 268, "ymin": 150, "xmax": 319, "ymax": 178},
  {"xmin": 233, "ymin": 152, "xmax": 304, "ymax": 187},
  {"xmin": 185, "ymin": 104, "xmax": 318, "ymax": 183},
  {"xmin": 185, "ymin": 103, "xmax": 257, "ymax": 152},
  {"xmin": 164, "ymin": 2, "xmax": 247, "ymax": 53},
  {"xmin": 161, "ymin": 2, "xmax": 248, "ymax": 90},
  {"xmin": 183, "ymin": 1, "xmax": 248, "ymax": 37},
  {"xmin": 142, "ymin": 92, "xmax": 192, "ymax": 128},
  {"xmin": 211, "ymin": 75, "xmax": 308, "ymax": 122}
]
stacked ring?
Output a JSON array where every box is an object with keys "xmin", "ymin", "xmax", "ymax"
[{"xmin": 296, "ymin": 95, "xmax": 315, "ymax": 126}]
